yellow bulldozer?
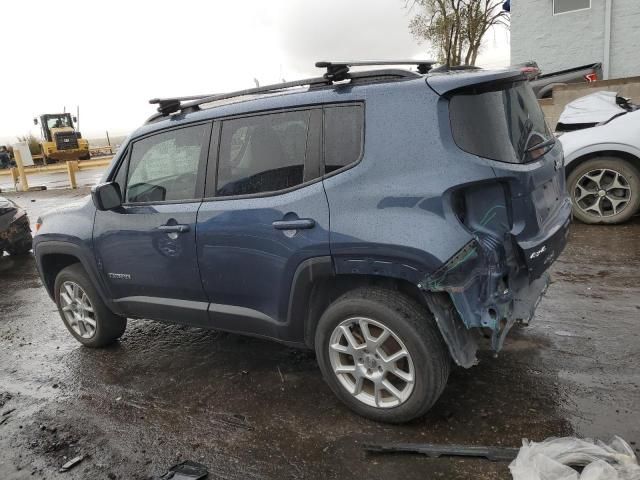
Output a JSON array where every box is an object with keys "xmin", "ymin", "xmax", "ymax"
[{"xmin": 33, "ymin": 113, "xmax": 90, "ymax": 163}]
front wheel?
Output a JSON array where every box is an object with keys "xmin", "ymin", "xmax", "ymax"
[
  {"xmin": 54, "ymin": 264, "xmax": 126, "ymax": 347},
  {"xmin": 315, "ymin": 287, "xmax": 450, "ymax": 423},
  {"xmin": 567, "ymin": 157, "xmax": 640, "ymax": 224}
]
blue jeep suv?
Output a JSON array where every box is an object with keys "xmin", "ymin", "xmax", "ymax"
[{"xmin": 33, "ymin": 61, "xmax": 571, "ymax": 423}]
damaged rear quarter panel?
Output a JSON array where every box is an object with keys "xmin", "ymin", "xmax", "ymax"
[
  {"xmin": 324, "ymin": 81, "xmax": 515, "ymax": 367},
  {"xmin": 422, "ymin": 144, "xmax": 571, "ymax": 359},
  {"xmin": 326, "ymin": 84, "xmax": 570, "ymax": 368}
]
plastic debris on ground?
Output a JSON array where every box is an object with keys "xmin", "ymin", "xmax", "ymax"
[
  {"xmin": 160, "ymin": 460, "xmax": 209, "ymax": 480},
  {"xmin": 59, "ymin": 455, "xmax": 84, "ymax": 473},
  {"xmin": 509, "ymin": 436, "xmax": 640, "ymax": 480}
]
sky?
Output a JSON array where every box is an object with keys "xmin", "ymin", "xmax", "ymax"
[{"xmin": 1, "ymin": 0, "xmax": 509, "ymax": 143}]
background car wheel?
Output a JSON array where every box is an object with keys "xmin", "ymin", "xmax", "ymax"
[
  {"xmin": 567, "ymin": 157, "xmax": 640, "ymax": 224},
  {"xmin": 315, "ymin": 287, "xmax": 450, "ymax": 423},
  {"xmin": 54, "ymin": 264, "xmax": 126, "ymax": 347}
]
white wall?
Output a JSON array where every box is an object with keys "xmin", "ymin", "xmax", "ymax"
[{"xmin": 511, "ymin": 0, "xmax": 640, "ymax": 79}]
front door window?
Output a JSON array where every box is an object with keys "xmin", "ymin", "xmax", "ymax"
[{"xmin": 125, "ymin": 124, "xmax": 209, "ymax": 203}]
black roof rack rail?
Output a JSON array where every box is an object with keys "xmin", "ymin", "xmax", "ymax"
[
  {"xmin": 316, "ymin": 60, "xmax": 436, "ymax": 81},
  {"xmin": 146, "ymin": 62, "xmax": 428, "ymax": 122},
  {"xmin": 147, "ymin": 76, "xmax": 331, "ymax": 120}
]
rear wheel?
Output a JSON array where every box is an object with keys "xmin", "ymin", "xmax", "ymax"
[
  {"xmin": 315, "ymin": 287, "xmax": 450, "ymax": 423},
  {"xmin": 54, "ymin": 264, "xmax": 126, "ymax": 347},
  {"xmin": 567, "ymin": 157, "xmax": 640, "ymax": 224}
]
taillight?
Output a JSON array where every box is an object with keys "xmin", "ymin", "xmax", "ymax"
[
  {"xmin": 520, "ymin": 66, "xmax": 540, "ymax": 79},
  {"xmin": 35, "ymin": 217, "xmax": 42, "ymax": 233},
  {"xmin": 584, "ymin": 73, "xmax": 598, "ymax": 82}
]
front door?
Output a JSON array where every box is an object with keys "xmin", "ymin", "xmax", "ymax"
[
  {"xmin": 93, "ymin": 122, "xmax": 212, "ymax": 325},
  {"xmin": 197, "ymin": 109, "xmax": 330, "ymax": 341}
]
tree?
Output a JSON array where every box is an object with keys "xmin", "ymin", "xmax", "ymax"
[{"xmin": 408, "ymin": 0, "xmax": 509, "ymax": 67}]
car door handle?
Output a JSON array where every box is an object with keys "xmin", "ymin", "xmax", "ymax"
[
  {"xmin": 157, "ymin": 224, "xmax": 190, "ymax": 233},
  {"xmin": 272, "ymin": 218, "xmax": 316, "ymax": 230}
]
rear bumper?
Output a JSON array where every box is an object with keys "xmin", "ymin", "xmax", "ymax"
[{"xmin": 423, "ymin": 197, "xmax": 571, "ymax": 354}]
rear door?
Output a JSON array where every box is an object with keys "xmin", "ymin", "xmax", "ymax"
[
  {"xmin": 196, "ymin": 108, "xmax": 330, "ymax": 341},
  {"xmin": 93, "ymin": 123, "xmax": 212, "ymax": 325}
]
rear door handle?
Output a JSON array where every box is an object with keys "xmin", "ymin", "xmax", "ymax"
[
  {"xmin": 272, "ymin": 218, "xmax": 316, "ymax": 230},
  {"xmin": 158, "ymin": 224, "xmax": 190, "ymax": 233}
]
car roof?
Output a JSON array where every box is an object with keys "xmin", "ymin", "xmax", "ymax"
[
  {"xmin": 132, "ymin": 67, "xmax": 525, "ymax": 139},
  {"xmin": 133, "ymin": 73, "xmax": 425, "ymax": 138}
]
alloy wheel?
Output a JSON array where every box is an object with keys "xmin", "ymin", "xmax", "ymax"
[
  {"xmin": 574, "ymin": 168, "xmax": 632, "ymax": 218},
  {"xmin": 328, "ymin": 317, "xmax": 415, "ymax": 408},
  {"xmin": 59, "ymin": 281, "xmax": 96, "ymax": 339}
]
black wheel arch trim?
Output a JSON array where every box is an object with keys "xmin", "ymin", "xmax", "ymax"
[
  {"xmin": 34, "ymin": 240, "xmax": 123, "ymax": 315},
  {"xmin": 287, "ymin": 256, "xmax": 335, "ymax": 345},
  {"xmin": 288, "ymin": 254, "xmax": 473, "ymax": 366}
]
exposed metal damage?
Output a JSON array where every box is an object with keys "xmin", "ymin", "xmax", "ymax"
[{"xmin": 420, "ymin": 183, "xmax": 560, "ymax": 368}]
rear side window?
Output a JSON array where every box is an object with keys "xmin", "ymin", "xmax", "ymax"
[
  {"xmin": 125, "ymin": 124, "xmax": 208, "ymax": 203},
  {"xmin": 449, "ymin": 81, "xmax": 551, "ymax": 164},
  {"xmin": 324, "ymin": 105, "xmax": 364, "ymax": 174},
  {"xmin": 216, "ymin": 110, "xmax": 310, "ymax": 197}
]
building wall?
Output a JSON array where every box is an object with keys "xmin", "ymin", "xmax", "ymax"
[
  {"xmin": 511, "ymin": 0, "xmax": 640, "ymax": 80},
  {"xmin": 609, "ymin": 0, "xmax": 640, "ymax": 78}
]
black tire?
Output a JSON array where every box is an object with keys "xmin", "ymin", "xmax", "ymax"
[
  {"xmin": 314, "ymin": 287, "xmax": 450, "ymax": 423},
  {"xmin": 567, "ymin": 157, "xmax": 640, "ymax": 224},
  {"xmin": 54, "ymin": 264, "xmax": 126, "ymax": 347}
]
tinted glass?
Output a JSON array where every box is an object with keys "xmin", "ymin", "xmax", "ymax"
[
  {"xmin": 125, "ymin": 124, "xmax": 208, "ymax": 203},
  {"xmin": 324, "ymin": 105, "xmax": 364, "ymax": 174},
  {"xmin": 449, "ymin": 81, "xmax": 551, "ymax": 164},
  {"xmin": 554, "ymin": 0, "xmax": 590, "ymax": 14},
  {"xmin": 217, "ymin": 110, "xmax": 310, "ymax": 196}
]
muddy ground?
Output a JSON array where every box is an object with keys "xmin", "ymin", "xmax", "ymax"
[{"xmin": 1, "ymin": 188, "xmax": 639, "ymax": 479}]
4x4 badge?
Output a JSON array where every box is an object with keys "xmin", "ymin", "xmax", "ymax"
[{"xmin": 529, "ymin": 245, "xmax": 547, "ymax": 259}]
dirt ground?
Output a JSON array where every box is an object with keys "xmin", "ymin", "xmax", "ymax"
[{"xmin": 1, "ymin": 188, "xmax": 639, "ymax": 479}]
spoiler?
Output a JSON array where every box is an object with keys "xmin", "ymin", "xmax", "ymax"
[{"xmin": 426, "ymin": 69, "xmax": 526, "ymax": 96}]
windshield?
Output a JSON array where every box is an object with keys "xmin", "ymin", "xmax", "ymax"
[
  {"xmin": 45, "ymin": 114, "xmax": 73, "ymax": 130},
  {"xmin": 449, "ymin": 81, "xmax": 552, "ymax": 164}
]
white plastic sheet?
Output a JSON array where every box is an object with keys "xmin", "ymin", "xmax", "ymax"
[{"xmin": 509, "ymin": 436, "xmax": 640, "ymax": 480}]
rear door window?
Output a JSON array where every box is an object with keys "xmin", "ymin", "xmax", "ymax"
[
  {"xmin": 323, "ymin": 104, "xmax": 364, "ymax": 174},
  {"xmin": 216, "ymin": 110, "xmax": 311, "ymax": 197},
  {"xmin": 449, "ymin": 81, "xmax": 551, "ymax": 164}
]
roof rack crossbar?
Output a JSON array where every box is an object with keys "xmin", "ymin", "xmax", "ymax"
[
  {"xmin": 146, "ymin": 62, "xmax": 429, "ymax": 122},
  {"xmin": 148, "ymin": 76, "xmax": 331, "ymax": 118},
  {"xmin": 316, "ymin": 60, "xmax": 436, "ymax": 80}
]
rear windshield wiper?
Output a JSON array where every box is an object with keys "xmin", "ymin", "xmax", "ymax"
[{"xmin": 525, "ymin": 137, "xmax": 556, "ymax": 153}]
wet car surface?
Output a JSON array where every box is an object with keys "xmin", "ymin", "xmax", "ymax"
[{"xmin": 0, "ymin": 189, "xmax": 639, "ymax": 479}]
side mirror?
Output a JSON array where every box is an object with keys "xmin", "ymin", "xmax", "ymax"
[
  {"xmin": 91, "ymin": 182, "xmax": 122, "ymax": 211},
  {"xmin": 72, "ymin": 116, "xmax": 77, "ymax": 123},
  {"xmin": 33, "ymin": 118, "xmax": 38, "ymax": 125}
]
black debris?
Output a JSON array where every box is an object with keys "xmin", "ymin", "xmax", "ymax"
[
  {"xmin": 160, "ymin": 460, "xmax": 209, "ymax": 479},
  {"xmin": 364, "ymin": 442, "xmax": 520, "ymax": 462}
]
